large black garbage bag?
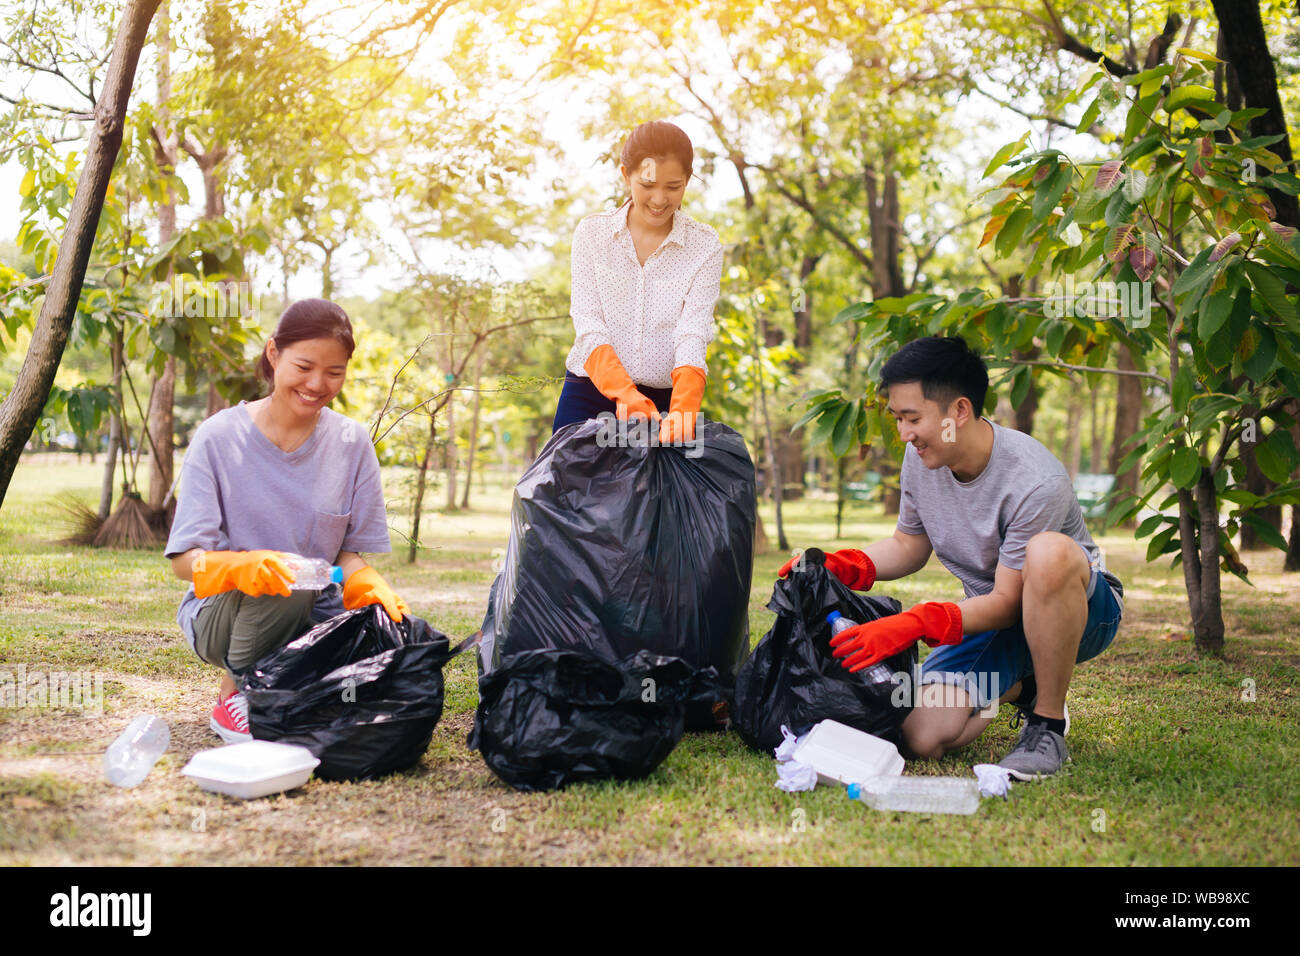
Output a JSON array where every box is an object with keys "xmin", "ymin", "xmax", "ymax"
[
  {"xmin": 478, "ymin": 415, "xmax": 755, "ymax": 707},
  {"xmin": 733, "ymin": 555, "xmax": 915, "ymax": 755},
  {"xmin": 468, "ymin": 648, "xmax": 718, "ymax": 792},
  {"xmin": 243, "ymin": 606, "xmax": 469, "ymax": 781}
]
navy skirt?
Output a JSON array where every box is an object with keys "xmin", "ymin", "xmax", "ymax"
[{"xmin": 552, "ymin": 374, "xmax": 673, "ymax": 433}]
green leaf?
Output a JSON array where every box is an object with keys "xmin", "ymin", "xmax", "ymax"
[
  {"xmin": 1245, "ymin": 261, "xmax": 1298, "ymax": 324},
  {"xmin": 1031, "ymin": 165, "xmax": 1071, "ymax": 222},
  {"xmin": 834, "ymin": 302, "xmax": 872, "ymax": 324},
  {"xmin": 1171, "ymin": 364, "xmax": 1194, "ymax": 410},
  {"xmin": 1164, "ymin": 85, "xmax": 1218, "ymax": 114},
  {"xmin": 1104, "ymin": 189, "xmax": 1139, "ymax": 227},
  {"xmin": 1260, "ymin": 172, "xmax": 1300, "ymax": 196},
  {"xmin": 831, "ymin": 400, "xmax": 859, "ymax": 456},
  {"xmin": 1170, "ymin": 446, "xmax": 1201, "ymax": 489},
  {"xmin": 1242, "ymin": 325, "xmax": 1277, "ymax": 380},
  {"xmin": 1197, "ymin": 289, "xmax": 1234, "ymax": 340},
  {"xmin": 995, "ymin": 207, "xmax": 1033, "ymax": 258},
  {"xmin": 1136, "ymin": 513, "xmax": 1174, "ymax": 538},
  {"xmin": 1010, "ymin": 366, "xmax": 1032, "ymax": 407},
  {"xmin": 1254, "ymin": 429, "xmax": 1298, "ymax": 483},
  {"xmin": 983, "ymin": 133, "xmax": 1031, "ymax": 180},
  {"xmin": 1241, "ymin": 512, "xmax": 1290, "ymax": 551},
  {"xmin": 1171, "ymin": 246, "xmax": 1219, "ymax": 297},
  {"xmin": 1121, "ymin": 169, "xmax": 1148, "ymax": 203},
  {"xmin": 1146, "ymin": 525, "xmax": 1179, "ymax": 562}
]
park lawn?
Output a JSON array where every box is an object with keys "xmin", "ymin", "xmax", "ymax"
[{"xmin": 1, "ymin": 455, "xmax": 1298, "ymax": 866}]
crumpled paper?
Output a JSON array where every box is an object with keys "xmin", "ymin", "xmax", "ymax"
[{"xmin": 973, "ymin": 763, "xmax": 1013, "ymax": 798}]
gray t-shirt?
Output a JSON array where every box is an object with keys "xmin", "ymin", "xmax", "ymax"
[
  {"xmin": 165, "ymin": 403, "xmax": 392, "ymax": 647},
  {"xmin": 897, "ymin": 419, "xmax": 1110, "ymax": 601}
]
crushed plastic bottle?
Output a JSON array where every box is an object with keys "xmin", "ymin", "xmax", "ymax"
[
  {"xmin": 103, "ymin": 715, "xmax": 170, "ymax": 788},
  {"xmin": 846, "ymin": 775, "xmax": 981, "ymax": 814},
  {"xmin": 281, "ymin": 554, "xmax": 343, "ymax": 590},
  {"xmin": 827, "ymin": 611, "xmax": 895, "ymax": 685}
]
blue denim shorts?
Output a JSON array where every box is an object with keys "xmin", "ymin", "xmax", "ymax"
[{"xmin": 919, "ymin": 557, "xmax": 1123, "ymax": 712}]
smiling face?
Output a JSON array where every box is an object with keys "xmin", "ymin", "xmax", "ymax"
[
  {"xmin": 885, "ymin": 380, "xmax": 970, "ymax": 470},
  {"xmin": 620, "ymin": 155, "xmax": 688, "ymax": 230},
  {"xmin": 265, "ymin": 336, "xmax": 350, "ymax": 422}
]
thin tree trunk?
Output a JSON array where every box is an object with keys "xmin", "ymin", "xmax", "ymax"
[
  {"xmin": 1012, "ymin": 348, "xmax": 1040, "ymax": 435},
  {"xmin": 1109, "ymin": 344, "xmax": 1143, "ymax": 525},
  {"xmin": 146, "ymin": 0, "xmax": 177, "ymax": 512},
  {"xmin": 1193, "ymin": 467, "xmax": 1225, "ymax": 653},
  {"xmin": 1065, "ymin": 395, "xmax": 1082, "ymax": 480},
  {"xmin": 444, "ymin": 387, "xmax": 457, "ymax": 511},
  {"xmin": 754, "ymin": 314, "xmax": 786, "ymax": 551},
  {"xmin": 98, "ymin": 330, "xmax": 125, "ymax": 519},
  {"xmin": 1089, "ymin": 383, "xmax": 1103, "ymax": 472},
  {"xmin": 0, "ymin": 0, "xmax": 161, "ymax": 506},
  {"xmin": 409, "ymin": 411, "xmax": 435, "ymax": 563},
  {"xmin": 460, "ymin": 351, "xmax": 483, "ymax": 510}
]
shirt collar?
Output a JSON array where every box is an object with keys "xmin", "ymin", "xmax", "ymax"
[{"xmin": 611, "ymin": 199, "xmax": 688, "ymax": 249}]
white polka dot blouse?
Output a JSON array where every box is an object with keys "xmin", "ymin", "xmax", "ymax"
[{"xmin": 564, "ymin": 199, "xmax": 724, "ymax": 388}]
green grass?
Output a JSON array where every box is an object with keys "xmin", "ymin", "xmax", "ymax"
[{"xmin": 1, "ymin": 453, "xmax": 1298, "ymax": 865}]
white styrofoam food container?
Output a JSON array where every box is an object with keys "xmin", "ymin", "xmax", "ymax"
[
  {"xmin": 792, "ymin": 719, "xmax": 905, "ymax": 786},
  {"xmin": 181, "ymin": 740, "xmax": 320, "ymax": 798}
]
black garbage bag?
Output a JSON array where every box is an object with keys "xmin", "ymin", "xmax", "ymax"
[
  {"xmin": 468, "ymin": 648, "xmax": 718, "ymax": 792},
  {"xmin": 732, "ymin": 554, "xmax": 915, "ymax": 755},
  {"xmin": 243, "ymin": 606, "xmax": 470, "ymax": 782},
  {"xmin": 478, "ymin": 415, "xmax": 755, "ymax": 712}
]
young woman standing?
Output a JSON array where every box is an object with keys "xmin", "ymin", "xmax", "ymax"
[
  {"xmin": 553, "ymin": 120, "xmax": 723, "ymax": 444},
  {"xmin": 165, "ymin": 299, "xmax": 408, "ymax": 742}
]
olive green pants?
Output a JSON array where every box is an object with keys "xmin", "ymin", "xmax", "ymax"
[{"xmin": 193, "ymin": 589, "xmax": 317, "ymax": 677}]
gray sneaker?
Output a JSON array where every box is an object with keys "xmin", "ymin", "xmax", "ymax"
[
  {"xmin": 1009, "ymin": 674, "xmax": 1070, "ymax": 736},
  {"xmin": 998, "ymin": 720, "xmax": 1069, "ymax": 780}
]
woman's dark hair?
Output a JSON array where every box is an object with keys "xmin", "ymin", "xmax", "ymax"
[
  {"xmin": 620, "ymin": 120, "xmax": 694, "ymax": 180},
  {"xmin": 879, "ymin": 335, "xmax": 989, "ymax": 414},
  {"xmin": 258, "ymin": 298, "xmax": 356, "ymax": 385}
]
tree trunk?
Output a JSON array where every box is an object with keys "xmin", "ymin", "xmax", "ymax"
[
  {"xmin": 1089, "ymin": 384, "xmax": 1103, "ymax": 473},
  {"xmin": 146, "ymin": 0, "xmax": 177, "ymax": 512},
  {"xmin": 98, "ymin": 330, "xmax": 125, "ymax": 519},
  {"xmin": 1193, "ymin": 467, "xmax": 1225, "ymax": 653},
  {"xmin": 147, "ymin": 356, "xmax": 176, "ymax": 509},
  {"xmin": 755, "ymin": 314, "xmax": 787, "ymax": 551},
  {"xmin": 1238, "ymin": 427, "xmax": 1280, "ymax": 549},
  {"xmin": 460, "ymin": 352, "xmax": 483, "ymax": 510},
  {"xmin": 1065, "ymin": 395, "xmax": 1082, "ymax": 480},
  {"xmin": 408, "ymin": 411, "xmax": 435, "ymax": 563},
  {"xmin": 444, "ymin": 387, "xmax": 457, "ymax": 511},
  {"xmin": 1012, "ymin": 348, "xmax": 1040, "ymax": 435},
  {"xmin": 1108, "ymin": 344, "xmax": 1143, "ymax": 525},
  {"xmin": 0, "ymin": 0, "xmax": 161, "ymax": 507},
  {"xmin": 1210, "ymin": 0, "xmax": 1300, "ymax": 227}
]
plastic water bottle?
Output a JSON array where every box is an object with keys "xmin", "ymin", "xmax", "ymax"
[
  {"xmin": 282, "ymin": 554, "xmax": 343, "ymax": 589},
  {"xmin": 826, "ymin": 611, "xmax": 895, "ymax": 685},
  {"xmin": 103, "ymin": 715, "xmax": 170, "ymax": 788},
  {"xmin": 847, "ymin": 776, "xmax": 982, "ymax": 814}
]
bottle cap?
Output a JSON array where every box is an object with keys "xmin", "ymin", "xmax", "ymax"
[
  {"xmin": 330, "ymin": 566, "xmax": 343, "ymax": 584},
  {"xmin": 826, "ymin": 610, "xmax": 842, "ymax": 624},
  {"xmin": 846, "ymin": 782, "xmax": 862, "ymax": 800}
]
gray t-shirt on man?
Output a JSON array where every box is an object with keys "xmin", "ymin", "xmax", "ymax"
[
  {"xmin": 897, "ymin": 419, "xmax": 1118, "ymax": 606},
  {"xmin": 164, "ymin": 403, "xmax": 392, "ymax": 647}
]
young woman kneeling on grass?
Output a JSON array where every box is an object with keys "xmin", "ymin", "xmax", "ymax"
[{"xmin": 164, "ymin": 298, "xmax": 408, "ymax": 743}]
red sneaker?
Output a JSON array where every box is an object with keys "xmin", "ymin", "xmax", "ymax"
[{"xmin": 210, "ymin": 691, "xmax": 252, "ymax": 744}]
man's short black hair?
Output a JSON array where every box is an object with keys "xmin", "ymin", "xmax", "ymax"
[{"xmin": 879, "ymin": 335, "xmax": 989, "ymax": 414}]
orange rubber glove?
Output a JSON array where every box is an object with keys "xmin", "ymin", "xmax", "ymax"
[
  {"xmin": 658, "ymin": 365, "xmax": 706, "ymax": 445},
  {"xmin": 584, "ymin": 344, "xmax": 660, "ymax": 421},
  {"xmin": 829, "ymin": 601, "xmax": 963, "ymax": 673},
  {"xmin": 778, "ymin": 547, "xmax": 877, "ymax": 591},
  {"xmin": 343, "ymin": 565, "xmax": 410, "ymax": 623},
  {"xmin": 192, "ymin": 550, "xmax": 293, "ymax": 599}
]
